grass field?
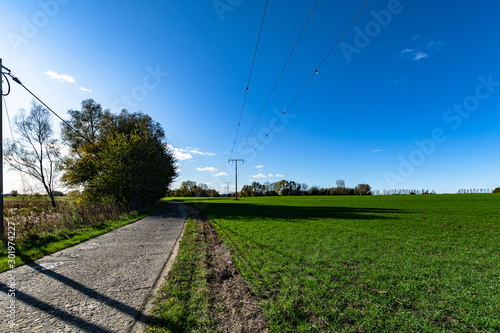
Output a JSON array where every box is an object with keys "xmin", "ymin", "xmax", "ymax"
[{"xmin": 173, "ymin": 194, "xmax": 500, "ymax": 332}]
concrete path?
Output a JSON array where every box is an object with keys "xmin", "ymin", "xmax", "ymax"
[{"xmin": 0, "ymin": 201, "xmax": 187, "ymax": 333}]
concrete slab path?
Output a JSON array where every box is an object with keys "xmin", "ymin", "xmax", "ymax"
[{"xmin": 0, "ymin": 201, "xmax": 187, "ymax": 333}]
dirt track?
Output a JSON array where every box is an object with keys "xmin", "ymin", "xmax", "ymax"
[{"xmin": 0, "ymin": 201, "xmax": 186, "ymax": 333}]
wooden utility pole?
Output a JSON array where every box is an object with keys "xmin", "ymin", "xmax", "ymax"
[
  {"xmin": 1, "ymin": 58, "xmax": 4, "ymax": 236},
  {"xmin": 228, "ymin": 159, "xmax": 244, "ymax": 200}
]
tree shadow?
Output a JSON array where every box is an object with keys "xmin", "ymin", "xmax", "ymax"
[
  {"xmin": 202, "ymin": 201, "xmax": 402, "ymax": 221},
  {"xmin": 0, "ymin": 245, "xmax": 157, "ymax": 332},
  {"xmin": 0, "ymin": 280, "xmax": 114, "ymax": 333}
]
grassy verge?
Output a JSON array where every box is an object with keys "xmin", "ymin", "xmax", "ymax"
[
  {"xmin": 0, "ymin": 201, "xmax": 168, "ymax": 272},
  {"xmin": 174, "ymin": 194, "xmax": 500, "ymax": 332},
  {"xmin": 146, "ymin": 218, "xmax": 211, "ymax": 332}
]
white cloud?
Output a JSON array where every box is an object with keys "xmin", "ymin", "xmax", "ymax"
[
  {"xmin": 189, "ymin": 149, "xmax": 216, "ymax": 156},
  {"xmin": 167, "ymin": 145, "xmax": 193, "ymax": 161},
  {"xmin": 268, "ymin": 174, "xmax": 273, "ymax": 177},
  {"xmin": 255, "ymin": 165, "xmax": 264, "ymax": 169},
  {"xmin": 251, "ymin": 173, "xmax": 267, "ymax": 179},
  {"xmin": 166, "ymin": 145, "xmax": 215, "ymax": 160},
  {"xmin": 79, "ymin": 87, "xmax": 92, "ymax": 92},
  {"xmin": 175, "ymin": 151, "xmax": 193, "ymax": 161},
  {"xmin": 168, "ymin": 145, "xmax": 217, "ymax": 161},
  {"xmin": 197, "ymin": 167, "xmax": 218, "ymax": 172},
  {"xmin": 275, "ymin": 174, "xmax": 284, "ymax": 178},
  {"xmin": 215, "ymin": 172, "xmax": 228, "ymax": 177},
  {"xmin": 413, "ymin": 52, "xmax": 428, "ymax": 61},
  {"xmin": 45, "ymin": 71, "xmax": 75, "ymax": 84},
  {"xmin": 400, "ymin": 48, "xmax": 415, "ymax": 54},
  {"xmin": 400, "ymin": 39, "xmax": 444, "ymax": 62},
  {"xmin": 371, "ymin": 149, "xmax": 383, "ymax": 152}
]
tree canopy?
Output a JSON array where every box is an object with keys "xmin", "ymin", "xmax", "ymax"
[{"xmin": 60, "ymin": 99, "xmax": 177, "ymax": 209}]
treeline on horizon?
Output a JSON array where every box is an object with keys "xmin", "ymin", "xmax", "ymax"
[
  {"xmin": 168, "ymin": 180, "xmax": 500, "ymax": 198},
  {"xmin": 168, "ymin": 180, "xmax": 373, "ymax": 197}
]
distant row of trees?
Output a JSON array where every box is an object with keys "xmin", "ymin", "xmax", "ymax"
[
  {"xmin": 168, "ymin": 181, "xmax": 220, "ymax": 197},
  {"xmin": 373, "ymin": 189, "xmax": 436, "ymax": 195},
  {"xmin": 457, "ymin": 188, "xmax": 494, "ymax": 194},
  {"xmin": 239, "ymin": 180, "xmax": 372, "ymax": 197},
  {"xmin": 169, "ymin": 183, "xmax": 500, "ymax": 198},
  {"xmin": 7, "ymin": 190, "xmax": 65, "ymax": 197},
  {"xmin": 167, "ymin": 179, "xmax": 372, "ymax": 198}
]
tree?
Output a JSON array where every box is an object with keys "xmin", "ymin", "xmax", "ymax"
[
  {"xmin": 493, "ymin": 187, "xmax": 500, "ymax": 194},
  {"xmin": 9, "ymin": 190, "xmax": 18, "ymax": 197},
  {"xmin": 240, "ymin": 185, "xmax": 253, "ymax": 197},
  {"xmin": 61, "ymin": 104, "xmax": 177, "ymax": 209},
  {"xmin": 308, "ymin": 186, "xmax": 320, "ymax": 195},
  {"xmin": 61, "ymin": 99, "xmax": 105, "ymax": 154},
  {"xmin": 355, "ymin": 184, "xmax": 372, "ymax": 195},
  {"xmin": 4, "ymin": 101, "xmax": 60, "ymax": 207},
  {"xmin": 336, "ymin": 179, "xmax": 345, "ymax": 188}
]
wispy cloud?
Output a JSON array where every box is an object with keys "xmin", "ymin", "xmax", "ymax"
[
  {"xmin": 197, "ymin": 167, "xmax": 218, "ymax": 172},
  {"xmin": 255, "ymin": 165, "xmax": 264, "ymax": 169},
  {"xmin": 425, "ymin": 40, "xmax": 445, "ymax": 52},
  {"xmin": 189, "ymin": 148, "xmax": 216, "ymax": 156},
  {"xmin": 45, "ymin": 71, "xmax": 75, "ymax": 83},
  {"xmin": 371, "ymin": 149, "xmax": 383, "ymax": 152},
  {"xmin": 250, "ymin": 173, "xmax": 268, "ymax": 179},
  {"xmin": 79, "ymin": 87, "xmax": 92, "ymax": 92},
  {"xmin": 167, "ymin": 145, "xmax": 216, "ymax": 161},
  {"xmin": 400, "ymin": 48, "xmax": 415, "ymax": 54},
  {"xmin": 215, "ymin": 172, "xmax": 228, "ymax": 177},
  {"xmin": 400, "ymin": 39, "xmax": 445, "ymax": 62},
  {"xmin": 388, "ymin": 78, "xmax": 407, "ymax": 85},
  {"xmin": 413, "ymin": 52, "xmax": 428, "ymax": 61},
  {"xmin": 250, "ymin": 172, "xmax": 284, "ymax": 179},
  {"xmin": 167, "ymin": 145, "xmax": 193, "ymax": 161}
]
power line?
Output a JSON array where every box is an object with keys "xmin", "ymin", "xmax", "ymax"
[
  {"xmin": 246, "ymin": 0, "xmax": 371, "ymax": 160},
  {"xmin": 2, "ymin": 95, "xmax": 28, "ymax": 194},
  {"xmin": 235, "ymin": 0, "xmax": 321, "ymax": 158},
  {"xmin": 2, "ymin": 95, "xmax": 15, "ymax": 140},
  {"xmin": 3, "ymin": 69, "xmax": 110, "ymax": 158},
  {"xmin": 229, "ymin": 0, "xmax": 269, "ymax": 159}
]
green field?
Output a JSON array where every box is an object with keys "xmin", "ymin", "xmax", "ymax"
[{"xmin": 175, "ymin": 194, "xmax": 500, "ymax": 332}]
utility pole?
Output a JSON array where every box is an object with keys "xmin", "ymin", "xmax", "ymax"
[
  {"xmin": 1, "ymin": 58, "xmax": 4, "ymax": 236},
  {"xmin": 225, "ymin": 182, "xmax": 231, "ymax": 197},
  {"xmin": 228, "ymin": 159, "xmax": 244, "ymax": 200}
]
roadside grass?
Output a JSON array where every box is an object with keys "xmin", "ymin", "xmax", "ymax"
[
  {"xmin": 147, "ymin": 217, "xmax": 212, "ymax": 332},
  {"xmin": 0, "ymin": 201, "xmax": 168, "ymax": 272},
  {"xmin": 172, "ymin": 194, "xmax": 500, "ymax": 332}
]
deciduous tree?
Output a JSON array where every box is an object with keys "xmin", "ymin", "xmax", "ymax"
[
  {"xmin": 4, "ymin": 101, "xmax": 60, "ymax": 207},
  {"xmin": 61, "ymin": 103, "xmax": 177, "ymax": 209}
]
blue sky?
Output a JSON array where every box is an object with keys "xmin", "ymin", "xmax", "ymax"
[{"xmin": 1, "ymin": 0, "xmax": 499, "ymax": 194}]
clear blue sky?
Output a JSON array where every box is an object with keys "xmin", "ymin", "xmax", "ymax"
[{"xmin": 1, "ymin": 0, "xmax": 499, "ymax": 194}]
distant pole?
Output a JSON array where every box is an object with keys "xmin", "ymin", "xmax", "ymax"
[
  {"xmin": 225, "ymin": 182, "xmax": 231, "ymax": 197},
  {"xmin": 1, "ymin": 58, "xmax": 3, "ymax": 236},
  {"xmin": 228, "ymin": 159, "xmax": 244, "ymax": 200}
]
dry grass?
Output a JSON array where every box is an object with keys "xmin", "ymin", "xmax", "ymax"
[{"xmin": 3, "ymin": 199, "xmax": 127, "ymax": 243}]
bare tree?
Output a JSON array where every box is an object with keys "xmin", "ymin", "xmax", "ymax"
[
  {"xmin": 336, "ymin": 179, "xmax": 345, "ymax": 188},
  {"xmin": 4, "ymin": 101, "xmax": 60, "ymax": 207}
]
